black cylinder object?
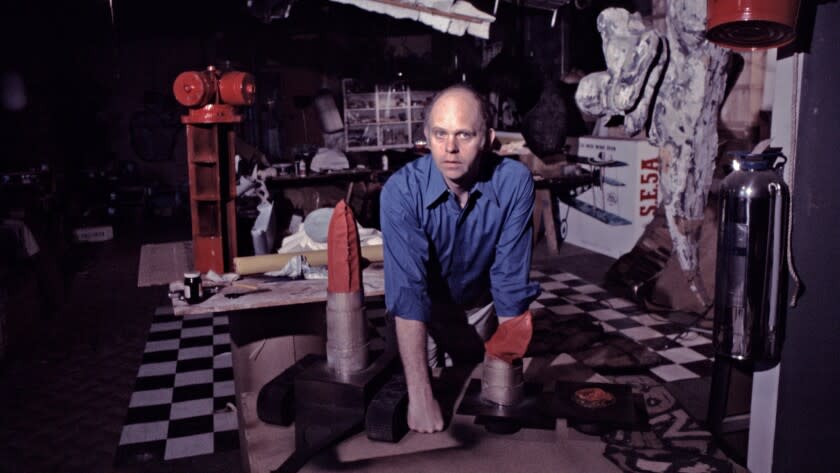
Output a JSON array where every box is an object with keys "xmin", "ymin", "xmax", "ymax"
[
  {"xmin": 714, "ymin": 151, "xmax": 789, "ymax": 363},
  {"xmin": 183, "ymin": 271, "xmax": 203, "ymax": 304}
]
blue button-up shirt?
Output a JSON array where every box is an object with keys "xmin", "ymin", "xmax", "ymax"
[{"xmin": 380, "ymin": 153, "xmax": 540, "ymax": 323}]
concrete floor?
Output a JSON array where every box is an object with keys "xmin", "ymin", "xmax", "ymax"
[{"xmin": 0, "ymin": 217, "xmax": 740, "ymax": 473}]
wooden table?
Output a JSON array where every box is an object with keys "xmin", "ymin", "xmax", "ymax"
[{"xmin": 264, "ymin": 168, "xmax": 376, "ymax": 187}]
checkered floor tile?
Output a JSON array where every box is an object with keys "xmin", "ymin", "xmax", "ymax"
[
  {"xmin": 116, "ymin": 270, "xmax": 714, "ymax": 465},
  {"xmin": 114, "ymin": 309, "xmax": 238, "ymax": 466},
  {"xmin": 529, "ymin": 269, "xmax": 714, "ymax": 383}
]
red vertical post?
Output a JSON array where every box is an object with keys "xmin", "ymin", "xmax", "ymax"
[{"xmin": 174, "ymin": 66, "xmax": 255, "ymax": 273}]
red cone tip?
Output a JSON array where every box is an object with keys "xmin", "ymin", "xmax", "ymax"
[{"xmin": 327, "ymin": 200, "xmax": 362, "ymax": 293}]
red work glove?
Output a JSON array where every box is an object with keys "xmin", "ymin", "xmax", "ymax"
[{"xmin": 484, "ymin": 310, "xmax": 533, "ymax": 364}]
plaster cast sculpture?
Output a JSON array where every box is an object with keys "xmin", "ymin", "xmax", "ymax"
[
  {"xmin": 575, "ymin": 8, "xmax": 665, "ymax": 135},
  {"xmin": 575, "ymin": 0, "xmax": 730, "ymax": 307},
  {"xmin": 650, "ymin": 1, "xmax": 730, "ymax": 306}
]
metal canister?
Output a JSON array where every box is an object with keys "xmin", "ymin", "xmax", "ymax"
[
  {"xmin": 326, "ymin": 291, "xmax": 369, "ymax": 376},
  {"xmin": 296, "ymin": 159, "xmax": 307, "ymax": 177},
  {"xmin": 183, "ymin": 271, "xmax": 203, "ymax": 304},
  {"xmin": 481, "ymin": 355, "xmax": 524, "ymax": 406},
  {"xmin": 714, "ymin": 150, "xmax": 789, "ymax": 362}
]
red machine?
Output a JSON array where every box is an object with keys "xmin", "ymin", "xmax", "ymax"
[
  {"xmin": 173, "ymin": 66, "xmax": 256, "ymax": 273},
  {"xmin": 706, "ymin": 0, "xmax": 801, "ymax": 50}
]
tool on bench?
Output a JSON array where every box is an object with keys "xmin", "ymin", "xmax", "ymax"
[{"xmin": 225, "ymin": 288, "xmax": 270, "ymax": 299}]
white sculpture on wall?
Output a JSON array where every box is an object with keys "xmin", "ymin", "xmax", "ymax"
[
  {"xmin": 575, "ymin": 8, "xmax": 665, "ymax": 136},
  {"xmin": 576, "ymin": 0, "xmax": 731, "ymax": 307}
]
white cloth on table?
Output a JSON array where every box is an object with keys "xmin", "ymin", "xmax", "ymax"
[
  {"xmin": 309, "ymin": 147, "xmax": 350, "ymax": 173},
  {"xmin": 277, "ymin": 217, "xmax": 382, "ymax": 254}
]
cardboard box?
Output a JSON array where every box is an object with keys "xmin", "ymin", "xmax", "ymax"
[
  {"xmin": 232, "ymin": 331, "xmax": 325, "ymax": 473},
  {"xmin": 559, "ymin": 137, "xmax": 659, "ymax": 259}
]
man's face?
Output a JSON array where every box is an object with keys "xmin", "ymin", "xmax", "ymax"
[{"xmin": 426, "ymin": 90, "xmax": 494, "ymax": 189}]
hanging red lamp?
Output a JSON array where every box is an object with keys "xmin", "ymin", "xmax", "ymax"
[{"xmin": 706, "ymin": 0, "xmax": 801, "ymax": 49}]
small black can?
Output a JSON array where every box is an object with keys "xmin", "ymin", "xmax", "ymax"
[{"xmin": 183, "ymin": 271, "xmax": 203, "ymax": 304}]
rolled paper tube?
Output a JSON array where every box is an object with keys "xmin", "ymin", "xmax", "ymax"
[
  {"xmin": 327, "ymin": 200, "xmax": 362, "ymax": 293},
  {"xmin": 232, "ymin": 245, "xmax": 383, "ymax": 275},
  {"xmin": 484, "ymin": 310, "xmax": 534, "ymax": 364},
  {"xmin": 481, "ymin": 355, "xmax": 525, "ymax": 406}
]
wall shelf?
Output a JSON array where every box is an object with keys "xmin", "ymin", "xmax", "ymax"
[{"xmin": 342, "ymin": 79, "xmax": 433, "ymax": 151}]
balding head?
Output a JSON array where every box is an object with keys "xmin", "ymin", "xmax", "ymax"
[
  {"xmin": 424, "ymin": 83, "xmax": 496, "ymax": 195},
  {"xmin": 423, "ymin": 84, "xmax": 492, "ymax": 138}
]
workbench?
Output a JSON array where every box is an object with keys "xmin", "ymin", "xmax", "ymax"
[
  {"xmin": 264, "ymin": 168, "xmax": 384, "ymax": 188},
  {"xmin": 263, "ymin": 168, "xmax": 389, "ymax": 228}
]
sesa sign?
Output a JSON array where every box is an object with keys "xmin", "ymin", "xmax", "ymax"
[{"xmin": 639, "ymin": 156, "xmax": 659, "ymax": 217}]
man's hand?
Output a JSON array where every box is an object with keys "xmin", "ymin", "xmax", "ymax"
[
  {"xmin": 395, "ymin": 317, "xmax": 445, "ymax": 434},
  {"xmin": 407, "ymin": 385, "xmax": 444, "ymax": 433}
]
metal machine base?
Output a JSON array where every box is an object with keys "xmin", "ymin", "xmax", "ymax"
[
  {"xmin": 456, "ymin": 379, "xmax": 554, "ymax": 433},
  {"xmin": 273, "ymin": 349, "xmax": 397, "ymax": 473}
]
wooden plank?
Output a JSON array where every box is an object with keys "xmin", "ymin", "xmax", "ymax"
[
  {"xmin": 137, "ymin": 240, "xmax": 193, "ymax": 287},
  {"xmin": 173, "ymin": 265, "xmax": 384, "ymax": 316}
]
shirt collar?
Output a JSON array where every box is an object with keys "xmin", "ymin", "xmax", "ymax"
[
  {"xmin": 424, "ymin": 157, "xmax": 449, "ymax": 208},
  {"xmin": 423, "ymin": 154, "xmax": 500, "ymax": 209}
]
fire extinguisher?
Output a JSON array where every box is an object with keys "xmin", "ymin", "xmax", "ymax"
[{"xmin": 714, "ymin": 149, "xmax": 799, "ymax": 363}]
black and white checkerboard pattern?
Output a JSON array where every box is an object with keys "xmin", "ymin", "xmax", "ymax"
[
  {"xmin": 116, "ymin": 270, "xmax": 714, "ymax": 465},
  {"xmin": 529, "ymin": 269, "xmax": 715, "ymax": 382},
  {"xmin": 114, "ymin": 308, "xmax": 238, "ymax": 466}
]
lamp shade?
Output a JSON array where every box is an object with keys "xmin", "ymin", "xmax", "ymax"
[{"xmin": 707, "ymin": 0, "xmax": 800, "ymax": 49}]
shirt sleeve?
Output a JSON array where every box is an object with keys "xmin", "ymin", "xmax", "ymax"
[
  {"xmin": 489, "ymin": 167, "xmax": 541, "ymax": 316},
  {"xmin": 380, "ymin": 179, "xmax": 432, "ymax": 323}
]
